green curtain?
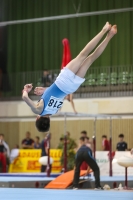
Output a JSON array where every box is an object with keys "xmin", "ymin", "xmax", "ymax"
[{"xmin": 2, "ymin": 0, "xmax": 133, "ymax": 73}]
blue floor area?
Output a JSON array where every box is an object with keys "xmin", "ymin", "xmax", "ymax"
[
  {"xmin": 0, "ymin": 175, "xmax": 132, "ymax": 183},
  {"xmin": 0, "ymin": 173, "xmax": 60, "ymax": 178},
  {"xmin": 80, "ymin": 175, "xmax": 133, "ymax": 181},
  {"xmin": 0, "ymin": 188, "xmax": 133, "ymax": 200},
  {"xmin": 100, "ymin": 176, "xmax": 133, "ymax": 181},
  {"xmin": 0, "ymin": 176, "xmax": 53, "ymax": 182}
]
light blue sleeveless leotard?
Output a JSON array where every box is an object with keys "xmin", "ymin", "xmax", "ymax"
[{"xmin": 40, "ymin": 83, "xmax": 67, "ymax": 116}]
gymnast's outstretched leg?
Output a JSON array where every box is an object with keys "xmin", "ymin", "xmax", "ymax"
[
  {"xmin": 22, "ymin": 23, "xmax": 117, "ymax": 133},
  {"xmin": 66, "ymin": 22, "xmax": 111, "ymax": 74},
  {"xmin": 76, "ymin": 25, "xmax": 117, "ymax": 78}
]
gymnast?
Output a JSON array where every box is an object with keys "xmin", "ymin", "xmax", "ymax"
[
  {"xmin": 73, "ymin": 137, "xmax": 101, "ymax": 190},
  {"xmin": 22, "ymin": 22, "xmax": 117, "ymax": 132}
]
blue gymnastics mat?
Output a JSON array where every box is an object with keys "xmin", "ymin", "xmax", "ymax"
[{"xmin": 0, "ymin": 188, "xmax": 133, "ymax": 200}]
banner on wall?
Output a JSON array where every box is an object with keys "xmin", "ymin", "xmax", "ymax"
[
  {"xmin": 96, "ymin": 151, "xmax": 133, "ymax": 176},
  {"xmin": 9, "ymin": 150, "xmax": 133, "ymax": 175},
  {"xmin": 9, "ymin": 149, "xmax": 62, "ymax": 173}
]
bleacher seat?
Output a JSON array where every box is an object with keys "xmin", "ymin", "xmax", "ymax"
[
  {"xmin": 118, "ymin": 77, "xmax": 128, "ymax": 84},
  {"xmin": 96, "ymin": 79, "xmax": 107, "ymax": 86},
  {"xmin": 84, "ymin": 79, "xmax": 96, "ymax": 86},
  {"xmin": 129, "ymin": 72, "xmax": 133, "ymax": 83},
  {"xmin": 36, "ymin": 78, "xmax": 42, "ymax": 86},
  {"xmin": 85, "ymin": 73, "xmax": 97, "ymax": 86},
  {"xmin": 97, "ymin": 73, "xmax": 108, "ymax": 79},
  {"xmin": 129, "ymin": 78, "xmax": 133, "ymax": 84},
  {"xmin": 118, "ymin": 72, "xmax": 129, "ymax": 85},
  {"xmin": 110, "ymin": 72, "xmax": 117, "ymax": 79},
  {"xmin": 118, "ymin": 71, "xmax": 129, "ymax": 78},
  {"xmin": 86, "ymin": 73, "xmax": 97, "ymax": 80},
  {"xmin": 107, "ymin": 72, "xmax": 118, "ymax": 85},
  {"xmin": 110, "ymin": 78, "xmax": 117, "ymax": 85},
  {"xmin": 96, "ymin": 73, "xmax": 108, "ymax": 86}
]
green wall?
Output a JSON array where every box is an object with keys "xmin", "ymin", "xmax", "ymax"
[{"xmin": 3, "ymin": 0, "xmax": 133, "ymax": 73}]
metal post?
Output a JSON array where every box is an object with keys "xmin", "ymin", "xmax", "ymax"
[
  {"xmin": 1, "ymin": 7, "xmax": 133, "ymax": 26},
  {"xmin": 47, "ymin": 133, "xmax": 51, "ymax": 177},
  {"xmin": 125, "ymin": 167, "xmax": 128, "ymax": 188},
  {"xmin": 93, "ymin": 117, "xmax": 97, "ymax": 159},
  {"xmin": 64, "ymin": 113, "xmax": 67, "ymax": 173},
  {"xmin": 109, "ymin": 117, "xmax": 113, "ymax": 176}
]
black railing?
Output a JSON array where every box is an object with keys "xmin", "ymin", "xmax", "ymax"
[
  {"xmin": 0, "ymin": 65, "xmax": 133, "ymax": 100},
  {"xmin": 75, "ymin": 65, "xmax": 133, "ymax": 98}
]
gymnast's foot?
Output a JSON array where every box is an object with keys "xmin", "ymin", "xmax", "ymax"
[
  {"xmin": 102, "ymin": 22, "xmax": 112, "ymax": 33},
  {"xmin": 107, "ymin": 25, "xmax": 117, "ymax": 38},
  {"xmin": 94, "ymin": 186, "xmax": 104, "ymax": 190}
]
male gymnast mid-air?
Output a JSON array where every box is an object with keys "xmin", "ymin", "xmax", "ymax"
[{"xmin": 22, "ymin": 22, "xmax": 117, "ymax": 132}]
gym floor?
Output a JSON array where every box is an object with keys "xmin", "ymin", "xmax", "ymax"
[{"xmin": 1, "ymin": 188, "xmax": 133, "ymax": 200}]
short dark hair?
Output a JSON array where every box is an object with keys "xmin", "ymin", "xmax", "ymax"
[
  {"xmin": 102, "ymin": 135, "xmax": 107, "ymax": 138},
  {"xmin": 0, "ymin": 133, "xmax": 4, "ymax": 137},
  {"xmin": 79, "ymin": 136, "xmax": 85, "ymax": 142},
  {"xmin": 36, "ymin": 117, "xmax": 50, "ymax": 132},
  {"xmin": 81, "ymin": 130, "xmax": 87, "ymax": 135},
  {"xmin": 119, "ymin": 134, "xmax": 124, "ymax": 138}
]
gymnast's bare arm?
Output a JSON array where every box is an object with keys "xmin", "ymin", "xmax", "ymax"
[
  {"xmin": 22, "ymin": 84, "xmax": 44, "ymax": 114},
  {"xmin": 66, "ymin": 94, "xmax": 77, "ymax": 114}
]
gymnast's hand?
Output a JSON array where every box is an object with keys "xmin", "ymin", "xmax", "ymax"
[
  {"xmin": 23, "ymin": 84, "xmax": 33, "ymax": 93},
  {"xmin": 34, "ymin": 87, "xmax": 46, "ymax": 96}
]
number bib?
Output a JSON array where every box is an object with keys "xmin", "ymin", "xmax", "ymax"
[{"xmin": 45, "ymin": 96, "xmax": 64, "ymax": 113}]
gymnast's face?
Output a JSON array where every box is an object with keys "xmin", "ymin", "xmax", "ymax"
[
  {"xmin": 81, "ymin": 133, "xmax": 87, "ymax": 138},
  {"xmin": 119, "ymin": 137, "xmax": 124, "ymax": 142},
  {"xmin": 43, "ymin": 70, "xmax": 49, "ymax": 76},
  {"xmin": 26, "ymin": 132, "xmax": 31, "ymax": 139},
  {"xmin": 79, "ymin": 139, "xmax": 85, "ymax": 145},
  {"xmin": 0, "ymin": 135, "xmax": 4, "ymax": 141}
]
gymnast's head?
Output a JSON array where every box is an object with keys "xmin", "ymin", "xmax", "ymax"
[{"xmin": 36, "ymin": 115, "xmax": 50, "ymax": 132}]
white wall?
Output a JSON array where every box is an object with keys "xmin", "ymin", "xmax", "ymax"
[{"xmin": 0, "ymin": 97, "xmax": 133, "ymax": 118}]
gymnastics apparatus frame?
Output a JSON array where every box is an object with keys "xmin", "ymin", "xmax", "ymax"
[
  {"xmin": 0, "ymin": 7, "xmax": 133, "ymax": 27},
  {"xmin": 1, "ymin": 5, "xmax": 132, "ymax": 179},
  {"xmin": 46, "ymin": 112, "xmax": 122, "ymax": 177}
]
